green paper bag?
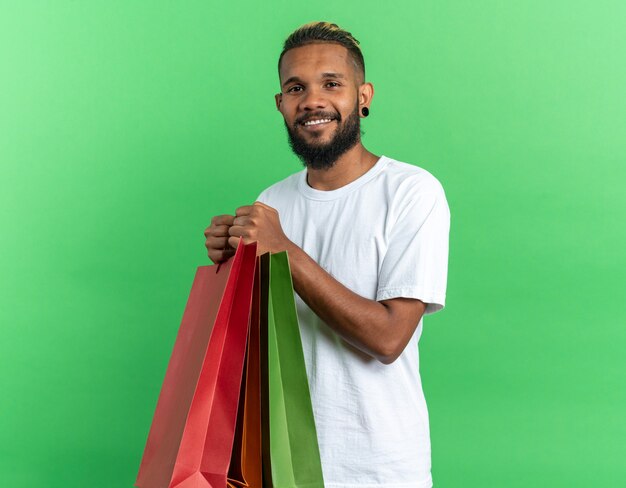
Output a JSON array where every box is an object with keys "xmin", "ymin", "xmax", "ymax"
[{"xmin": 263, "ymin": 252, "xmax": 325, "ymax": 488}]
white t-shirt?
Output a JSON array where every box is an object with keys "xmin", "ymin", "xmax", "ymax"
[{"xmin": 257, "ymin": 155, "xmax": 450, "ymax": 488}]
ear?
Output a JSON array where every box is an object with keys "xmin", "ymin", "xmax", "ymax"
[
  {"xmin": 358, "ymin": 82, "xmax": 374, "ymax": 115},
  {"xmin": 275, "ymin": 93, "xmax": 282, "ymax": 111}
]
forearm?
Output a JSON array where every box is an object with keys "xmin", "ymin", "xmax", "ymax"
[{"xmin": 284, "ymin": 242, "xmax": 399, "ymax": 363}]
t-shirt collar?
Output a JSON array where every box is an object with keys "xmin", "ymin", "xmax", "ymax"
[{"xmin": 298, "ymin": 155, "xmax": 390, "ymax": 201}]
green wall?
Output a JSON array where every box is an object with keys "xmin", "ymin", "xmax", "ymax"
[{"xmin": 1, "ymin": 1, "xmax": 624, "ymax": 486}]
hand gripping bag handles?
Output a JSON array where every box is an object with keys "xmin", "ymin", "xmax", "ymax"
[
  {"xmin": 262, "ymin": 252, "xmax": 325, "ymax": 488},
  {"xmin": 136, "ymin": 240, "xmax": 257, "ymax": 488}
]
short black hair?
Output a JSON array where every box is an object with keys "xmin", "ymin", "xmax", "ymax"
[{"xmin": 278, "ymin": 21, "xmax": 365, "ymax": 82}]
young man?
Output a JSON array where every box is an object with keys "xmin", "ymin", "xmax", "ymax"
[{"xmin": 204, "ymin": 22, "xmax": 450, "ymax": 488}]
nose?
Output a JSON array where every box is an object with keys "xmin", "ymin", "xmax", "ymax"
[{"xmin": 298, "ymin": 86, "xmax": 328, "ymax": 112}]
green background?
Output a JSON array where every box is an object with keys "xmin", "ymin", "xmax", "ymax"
[{"xmin": 1, "ymin": 1, "xmax": 624, "ymax": 486}]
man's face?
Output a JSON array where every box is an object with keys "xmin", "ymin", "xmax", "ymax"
[{"xmin": 276, "ymin": 43, "xmax": 364, "ymax": 170}]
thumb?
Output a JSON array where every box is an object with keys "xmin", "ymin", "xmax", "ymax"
[
  {"xmin": 228, "ymin": 236, "xmax": 243, "ymax": 249},
  {"xmin": 254, "ymin": 201, "xmax": 276, "ymax": 212}
]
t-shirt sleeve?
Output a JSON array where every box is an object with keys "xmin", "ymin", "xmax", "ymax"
[{"xmin": 376, "ymin": 181, "xmax": 450, "ymax": 315}]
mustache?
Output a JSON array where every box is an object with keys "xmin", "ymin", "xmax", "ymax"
[{"xmin": 295, "ymin": 112, "xmax": 341, "ymax": 125}]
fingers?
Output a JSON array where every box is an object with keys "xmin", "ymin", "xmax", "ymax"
[
  {"xmin": 205, "ymin": 212, "xmax": 252, "ymax": 239},
  {"xmin": 205, "ymin": 235, "xmax": 229, "ymax": 249},
  {"xmin": 205, "ymin": 215, "xmax": 235, "ymax": 243},
  {"xmin": 235, "ymin": 205, "xmax": 254, "ymax": 217},
  {"xmin": 232, "ymin": 215, "xmax": 254, "ymax": 227},
  {"xmin": 205, "ymin": 209, "xmax": 259, "ymax": 264},
  {"xmin": 205, "ymin": 233, "xmax": 236, "ymax": 264},
  {"xmin": 228, "ymin": 225, "xmax": 251, "ymax": 239},
  {"xmin": 211, "ymin": 214, "xmax": 235, "ymax": 226},
  {"xmin": 206, "ymin": 235, "xmax": 253, "ymax": 263},
  {"xmin": 208, "ymin": 247, "xmax": 235, "ymax": 264},
  {"xmin": 204, "ymin": 224, "xmax": 230, "ymax": 238},
  {"xmin": 228, "ymin": 236, "xmax": 242, "ymax": 249}
]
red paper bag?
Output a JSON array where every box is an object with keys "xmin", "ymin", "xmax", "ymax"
[{"xmin": 136, "ymin": 240, "xmax": 257, "ymax": 488}]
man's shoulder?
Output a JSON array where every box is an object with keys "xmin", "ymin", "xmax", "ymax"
[{"xmin": 378, "ymin": 155, "xmax": 445, "ymax": 197}]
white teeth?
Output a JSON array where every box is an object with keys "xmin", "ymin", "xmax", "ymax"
[{"xmin": 303, "ymin": 118, "xmax": 333, "ymax": 126}]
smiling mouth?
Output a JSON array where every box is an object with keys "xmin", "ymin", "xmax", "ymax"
[{"xmin": 300, "ymin": 117, "xmax": 336, "ymax": 129}]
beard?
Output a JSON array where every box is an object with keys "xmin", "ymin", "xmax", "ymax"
[{"xmin": 283, "ymin": 103, "xmax": 361, "ymax": 171}]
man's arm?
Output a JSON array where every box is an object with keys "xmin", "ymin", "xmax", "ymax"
[
  {"xmin": 224, "ymin": 202, "xmax": 426, "ymax": 365},
  {"xmin": 286, "ymin": 241, "xmax": 426, "ymax": 364}
]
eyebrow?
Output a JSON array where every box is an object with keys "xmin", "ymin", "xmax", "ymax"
[{"xmin": 281, "ymin": 72, "xmax": 346, "ymax": 88}]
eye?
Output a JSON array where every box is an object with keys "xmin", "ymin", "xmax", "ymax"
[
  {"xmin": 286, "ymin": 85, "xmax": 303, "ymax": 93},
  {"xmin": 326, "ymin": 81, "xmax": 340, "ymax": 88}
]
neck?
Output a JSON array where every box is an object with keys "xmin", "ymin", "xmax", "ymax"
[{"xmin": 305, "ymin": 143, "xmax": 380, "ymax": 191}]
